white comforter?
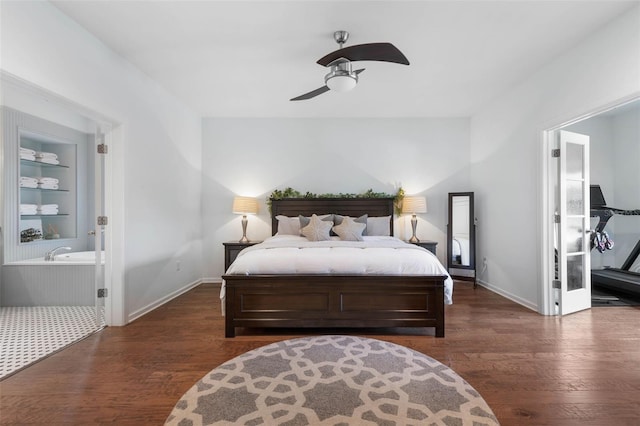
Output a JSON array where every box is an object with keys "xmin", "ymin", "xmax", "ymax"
[{"xmin": 222, "ymin": 235, "xmax": 453, "ymax": 306}]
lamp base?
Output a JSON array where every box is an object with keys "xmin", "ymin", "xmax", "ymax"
[
  {"xmin": 408, "ymin": 235, "xmax": 420, "ymax": 243},
  {"xmin": 239, "ymin": 215, "xmax": 249, "ymax": 243}
]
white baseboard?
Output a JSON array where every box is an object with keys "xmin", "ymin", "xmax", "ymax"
[
  {"xmin": 125, "ymin": 277, "xmax": 539, "ymax": 324},
  {"xmin": 476, "ymin": 279, "xmax": 539, "ymax": 312},
  {"xmin": 127, "ymin": 278, "xmax": 202, "ymax": 323}
]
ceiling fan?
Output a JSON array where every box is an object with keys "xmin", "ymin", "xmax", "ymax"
[{"xmin": 290, "ymin": 31, "xmax": 410, "ymax": 101}]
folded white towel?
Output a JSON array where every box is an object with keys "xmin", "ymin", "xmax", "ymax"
[
  {"xmin": 20, "ymin": 181, "xmax": 39, "ymax": 188},
  {"xmin": 38, "ymin": 177, "xmax": 59, "ymax": 184},
  {"xmin": 20, "ymin": 204, "xmax": 38, "ymax": 215},
  {"xmin": 38, "ymin": 183, "xmax": 59, "ymax": 190},
  {"xmin": 20, "ymin": 147, "xmax": 37, "ymax": 156},
  {"xmin": 20, "ymin": 176, "xmax": 39, "ymax": 184},
  {"xmin": 38, "ymin": 204, "xmax": 59, "ymax": 209},
  {"xmin": 20, "ymin": 154, "xmax": 36, "ymax": 161},
  {"xmin": 35, "ymin": 151, "xmax": 58, "ymax": 159},
  {"xmin": 36, "ymin": 158, "xmax": 60, "ymax": 165}
]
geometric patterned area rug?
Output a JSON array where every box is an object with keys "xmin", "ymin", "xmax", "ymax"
[{"xmin": 166, "ymin": 335, "xmax": 499, "ymax": 425}]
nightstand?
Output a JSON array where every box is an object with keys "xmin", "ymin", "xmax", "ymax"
[
  {"xmin": 406, "ymin": 240, "xmax": 437, "ymax": 255},
  {"xmin": 223, "ymin": 241, "xmax": 262, "ymax": 270}
]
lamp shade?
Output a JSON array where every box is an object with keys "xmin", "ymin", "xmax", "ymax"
[
  {"xmin": 232, "ymin": 196, "xmax": 259, "ymax": 215},
  {"xmin": 326, "ymin": 74, "xmax": 357, "ymax": 92},
  {"xmin": 402, "ymin": 196, "xmax": 427, "ymax": 214},
  {"xmin": 325, "ymin": 61, "xmax": 358, "ymax": 92}
]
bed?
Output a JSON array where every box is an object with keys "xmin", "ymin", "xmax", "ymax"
[{"xmin": 222, "ymin": 197, "xmax": 451, "ymax": 337}]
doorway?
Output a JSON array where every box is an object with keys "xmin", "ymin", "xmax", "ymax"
[
  {"xmin": 542, "ymin": 97, "xmax": 640, "ymax": 315},
  {"xmin": 0, "ymin": 72, "xmax": 119, "ymax": 378}
]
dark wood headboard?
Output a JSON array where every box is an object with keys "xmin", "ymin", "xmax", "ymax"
[{"xmin": 270, "ymin": 198, "xmax": 395, "ymax": 236}]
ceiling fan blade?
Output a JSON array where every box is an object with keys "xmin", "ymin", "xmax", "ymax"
[
  {"xmin": 317, "ymin": 43, "xmax": 410, "ymax": 66},
  {"xmin": 290, "ymin": 85, "xmax": 330, "ymax": 101},
  {"xmin": 354, "ymin": 68, "xmax": 365, "ymax": 75}
]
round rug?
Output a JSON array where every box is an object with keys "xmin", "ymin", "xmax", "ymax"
[{"xmin": 166, "ymin": 335, "xmax": 499, "ymax": 425}]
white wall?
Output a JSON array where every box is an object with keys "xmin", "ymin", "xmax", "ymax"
[
  {"xmin": 202, "ymin": 117, "xmax": 470, "ymax": 280},
  {"xmin": 1, "ymin": 1, "xmax": 203, "ymax": 323},
  {"xmin": 3, "ymin": 1, "xmax": 637, "ymax": 320},
  {"xmin": 470, "ymin": 6, "xmax": 640, "ymax": 310}
]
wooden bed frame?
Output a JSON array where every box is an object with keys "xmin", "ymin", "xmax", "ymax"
[{"xmin": 222, "ymin": 197, "xmax": 447, "ymax": 337}]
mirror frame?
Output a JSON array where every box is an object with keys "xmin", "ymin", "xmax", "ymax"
[{"xmin": 447, "ymin": 192, "xmax": 476, "ymax": 285}]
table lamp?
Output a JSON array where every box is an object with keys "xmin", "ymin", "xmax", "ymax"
[
  {"xmin": 232, "ymin": 196, "xmax": 259, "ymax": 243},
  {"xmin": 402, "ymin": 196, "xmax": 427, "ymax": 243}
]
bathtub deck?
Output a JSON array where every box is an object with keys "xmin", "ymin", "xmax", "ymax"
[{"xmin": 0, "ymin": 306, "xmax": 104, "ymax": 379}]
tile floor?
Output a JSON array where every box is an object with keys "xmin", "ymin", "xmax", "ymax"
[{"xmin": 0, "ymin": 306, "xmax": 104, "ymax": 379}]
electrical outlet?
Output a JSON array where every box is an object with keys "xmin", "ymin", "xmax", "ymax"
[{"xmin": 176, "ymin": 260, "xmax": 181, "ymax": 271}]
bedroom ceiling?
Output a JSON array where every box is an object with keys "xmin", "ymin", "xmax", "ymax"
[{"xmin": 50, "ymin": 0, "xmax": 637, "ymax": 118}]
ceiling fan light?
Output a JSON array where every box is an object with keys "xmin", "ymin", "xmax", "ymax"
[{"xmin": 326, "ymin": 74, "xmax": 357, "ymax": 92}]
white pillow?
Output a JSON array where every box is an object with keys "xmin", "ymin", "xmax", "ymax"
[
  {"xmin": 275, "ymin": 215, "xmax": 300, "ymax": 235},
  {"xmin": 332, "ymin": 216, "xmax": 366, "ymax": 241},
  {"xmin": 300, "ymin": 214, "xmax": 333, "ymax": 241},
  {"xmin": 366, "ymin": 216, "xmax": 391, "ymax": 236}
]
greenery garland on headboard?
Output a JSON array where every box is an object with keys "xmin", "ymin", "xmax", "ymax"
[{"xmin": 267, "ymin": 187, "xmax": 405, "ymax": 214}]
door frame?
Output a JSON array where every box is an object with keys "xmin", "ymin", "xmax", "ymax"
[{"xmin": 540, "ymin": 94, "xmax": 640, "ymax": 315}]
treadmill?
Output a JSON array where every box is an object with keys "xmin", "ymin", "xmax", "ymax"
[{"xmin": 590, "ymin": 185, "xmax": 640, "ymax": 297}]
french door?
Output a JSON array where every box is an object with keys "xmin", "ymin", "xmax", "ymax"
[{"xmin": 556, "ymin": 130, "xmax": 591, "ymax": 315}]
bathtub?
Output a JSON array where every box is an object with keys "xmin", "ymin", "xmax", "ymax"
[
  {"xmin": 1, "ymin": 251, "xmax": 105, "ymax": 307},
  {"xmin": 50, "ymin": 250, "xmax": 105, "ymax": 264},
  {"xmin": 5, "ymin": 250, "xmax": 105, "ymax": 266}
]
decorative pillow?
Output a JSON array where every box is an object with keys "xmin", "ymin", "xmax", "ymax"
[
  {"xmin": 275, "ymin": 215, "xmax": 300, "ymax": 235},
  {"xmin": 333, "ymin": 214, "xmax": 367, "ymax": 235},
  {"xmin": 366, "ymin": 215, "xmax": 392, "ymax": 236},
  {"xmin": 332, "ymin": 216, "xmax": 366, "ymax": 241},
  {"xmin": 300, "ymin": 214, "xmax": 333, "ymax": 241},
  {"xmin": 299, "ymin": 214, "xmax": 333, "ymax": 235}
]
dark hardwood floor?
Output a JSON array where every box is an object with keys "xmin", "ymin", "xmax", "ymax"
[{"xmin": 1, "ymin": 281, "xmax": 639, "ymax": 425}]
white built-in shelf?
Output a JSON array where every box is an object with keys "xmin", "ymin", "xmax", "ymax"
[
  {"xmin": 20, "ymin": 214, "xmax": 69, "ymax": 217},
  {"xmin": 20, "ymin": 187, "xmax": 69, "ymax": 193},
  {"xmin": 20, "ymin": 158, "xmax": 69, "ymax": 168},
  {"xmin": 19, "ymin": 139, "xmax": 77, "ymax": 244}
]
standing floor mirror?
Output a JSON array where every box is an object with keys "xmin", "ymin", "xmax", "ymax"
[{"xmin": 447, "ymin": 192, "xmax": 476, "ymax": 287}]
